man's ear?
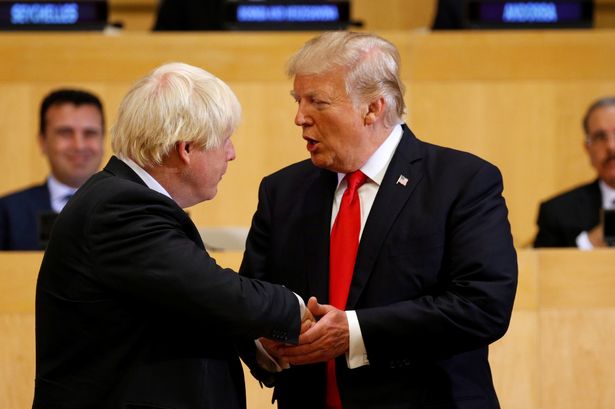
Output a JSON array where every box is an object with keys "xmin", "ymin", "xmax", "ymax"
[
  {"xmin": 583, "ymin": 138, "xmax": 592, "ymax": 156},
  {"xmin": 38, "ymin": 133, "xmax": 48, "ymax": 155},
  {"xmin": 364, "ymin": 97, "xmax": 385, "ymax": 126},
  {"xmin": 176, "ymin": 141, "xmax": 191, "ymax": 164}
]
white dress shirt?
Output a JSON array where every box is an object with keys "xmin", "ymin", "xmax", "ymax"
[
  {"xmin": 331, "ymin": 124, "xmax": 403, "ymax": 369},
  {"xmin": 119, "ymin": 156, "xmax": 173, "ymax": 199},
  {"xmin": 47, "ymin": 175, "xmax": 78, "ymax": 213}
]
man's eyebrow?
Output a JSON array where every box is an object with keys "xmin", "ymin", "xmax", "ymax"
[{"xmin": 290, "ymin": 91, "xmax": 324, "ymax": 100}]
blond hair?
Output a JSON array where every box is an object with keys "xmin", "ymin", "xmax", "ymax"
[
  {"xmin": 111, "ymin": 62, "xmax": 241, "ymax": 167},
  {"xmin": 287, "ymin": 31, "xmax": 406, "ymax": 127}
]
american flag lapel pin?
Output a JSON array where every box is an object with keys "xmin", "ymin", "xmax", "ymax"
[{"xmin": 396, "ymin": 174, "xmax": 408, "ymax": 186}]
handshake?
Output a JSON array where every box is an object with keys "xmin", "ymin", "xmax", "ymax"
[{"xmin": 260, "ymin": 296, "xmax": 349, "ymax": 367}]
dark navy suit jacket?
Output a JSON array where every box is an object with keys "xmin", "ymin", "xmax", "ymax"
[
  {"xmin": 0, "ymin": 182, "xmax": 53, "ymax": 250},
  {"xmin": 240, "ymin": 126, "xmax": 518, "ymax": 409},
  {"xmin": 533, "ymin": 180, "xmax": 602, "ymax": 247}
]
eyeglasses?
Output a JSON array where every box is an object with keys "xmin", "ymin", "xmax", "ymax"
[{"xmin": 586, "ymin": 130, "xmax": 615, "ymax": 146}]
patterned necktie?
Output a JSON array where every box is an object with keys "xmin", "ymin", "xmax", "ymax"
[{"xmin": 326, "ymin": 170, "xmax": 367, "ymax": 409}]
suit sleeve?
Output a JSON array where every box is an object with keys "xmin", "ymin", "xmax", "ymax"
[
  {"xmin": 240, "ymin": 179, "xmax": 274, "ymax": 282},
  {"xmin": 83, "ymin": 189, "xmax": 301, "ymax": 344},
  {"xmin": 0, "ymin": 197, "xmax": 8, "ymax": 249},
  {"xmin": 358, "ymin": 162, "xmax": 518, "ymax": 365}
]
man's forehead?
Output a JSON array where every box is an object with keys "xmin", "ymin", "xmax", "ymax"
[
  {"xmin": 47, "ymin": 103, "xmax": 101, "ymax": 118},
  {"xmin": 291, "ymin": 75, "xmax": 345, "ymax": 98},
  {"xmin": 589, "ymin": 106, "xmax": 615, "ymax": 128},
  {"xmin": 45, "ymin": 105, "xmax": 103, "ymax": 129}
]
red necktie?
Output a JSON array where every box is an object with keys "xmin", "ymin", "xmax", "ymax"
[{"xmin": 326, "ymin": 170, "xmax": 367, "ymax": 409}]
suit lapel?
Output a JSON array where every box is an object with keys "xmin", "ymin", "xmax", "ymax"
[
  {"xmin": 346, "ymin": 127, "xmax": 425, "ymax": 309},
  {"xmin": 576, "ymin": 180, "xmax": 602, "ymax": 227},
  {"xmin": 103, "ymin": 156, "xmax": 149, "ymax": 186},
  {"xmin": 302, "ymin": 168, "xmax": 338, "ymax": 303}
]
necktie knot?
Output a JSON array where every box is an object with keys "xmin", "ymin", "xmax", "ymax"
[{"xmin": 346, "ymin": 170, "xmax": 367, "ymax": 194}]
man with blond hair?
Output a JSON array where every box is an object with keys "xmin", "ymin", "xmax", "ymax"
[
  {"xmin": 33, "ymin": 62, "xmax": 310, "ymax": 409},
  {"xmin": 240, "ymin": 32, "xmax": 517, "ymax": 409}
]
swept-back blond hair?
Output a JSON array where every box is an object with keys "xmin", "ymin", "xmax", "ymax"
[
  {"xmin": 287, "ymin": 31, "xmax": 406, "ymax": 127},
  {"xmin": 111, "ymin": 62, "xmax": 241, "ymax": 167}
]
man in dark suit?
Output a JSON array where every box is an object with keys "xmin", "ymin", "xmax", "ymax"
[
  {"xmin": 0, "ymin": 89, "xmax": 104, "ymax": 250},
  {"xmin": 240, "ymin": 32, "xmax": 518, "ymax": 409},
  {"xmin": 534, "ymin": 97, "xmax": 615, "ymax": 248},
  {"xmin": 33, "ymin": 62, "xmax": 312, "ymax": 409}
]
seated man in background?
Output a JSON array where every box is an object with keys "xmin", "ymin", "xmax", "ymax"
[
  {"xmin": 0, "ymin": 88, "xmax": 104, "ymax": 250},
  {"xmin": 534, "ymin": 96, "xmax": 615, "ymax": 248}
]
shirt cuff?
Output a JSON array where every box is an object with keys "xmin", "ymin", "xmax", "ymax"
[
  {"xmin": 254, "ymin": 339, "xmax": 289, "ymax": 372},
  {"xmin": 576, "ymin": 231, "xmax": 594, "ymax": 250},
  {"xmin": 345, "ymin": 310, "xmax": 369, "ymax": 369},
  {"xmin": 295, "ymin": 292, "xmax": 306, "ymax": 319}
]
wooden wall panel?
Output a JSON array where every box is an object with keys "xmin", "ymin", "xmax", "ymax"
[
  {"xmin": 2, "ymin": 249, "xmax": 615, "ymax": 409},
  {"xmin": 490, "ymin": 311, "xmax": 539, "ymax": 409},
  {"xmin": 540, "ymin": 310, "xmax": 615, "ymax": 409},
  {"xmin": 0, "ymin": 314, "xmax": 35, "ymax": 409},
  {"xmin": 1, "ymin": 31, "xmax": 615, "ymax": 247},
  {"xmin": 351, "ymin": 0, "xmax": 436, "ymax": 30}
]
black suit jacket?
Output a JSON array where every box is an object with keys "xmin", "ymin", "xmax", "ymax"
[
  {"xmin": 533, "ymin": 180, "xmax": 602, "ymax": 247},
  {"xmin": 0, "ymin": 183, "xmax": 53, "ymax": 250},
  {"xmin": 33, "ymin": 157, "xmax": 301, "ymax": 409},
  {"xmin": 240, "ymin": 126, "xmax": 518, "ymax": 409}
]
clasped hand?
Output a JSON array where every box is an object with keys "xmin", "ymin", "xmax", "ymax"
[{"xmin": 260, "ymin": 296, "xmax": 349, "ymax": 366}]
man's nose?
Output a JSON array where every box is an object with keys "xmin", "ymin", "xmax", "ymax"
[
  {"xmin": 72, "ymin": 133, "xmax": 86, "ymax": 149},
  {"xmin": 294, "ymin": 108, "xmax": 304, "ymax": 126},
  {"xmin": 294, "ymin": 104, "xmax": 310, "ymax": 127},
  {"xmin": 226, "ymin": 140, "xmax": 236, "ymax": 161},
  {"xmin": 606, "ymin": 132, "xmax": 615, "ymax": 152}
]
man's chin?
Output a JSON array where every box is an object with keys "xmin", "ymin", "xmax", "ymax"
[{"xmin": 309, "ymin": 154, "xmax": 331, "ymax": 170}]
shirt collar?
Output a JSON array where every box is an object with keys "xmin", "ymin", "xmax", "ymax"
[
  {"xmin": 118, "ymin": 156, "xmax": 173, "ymax": 201},
  {"xmin": 599, "ymin": 179, "xmax": 615, "ymax": 209},
  {"xmin": 47, "ymin": 174, "xmax": 78, "ymax": 211},
  {"xmin": 336, "ymin": 124, "xmax": 403, "ymax": 186}
]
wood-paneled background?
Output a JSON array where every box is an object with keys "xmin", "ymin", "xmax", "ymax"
[
  {"xmin": 2, "ymin": 250, "xmax": 615, "ymax": 409},
  {"xmin": 2, "ymin": 5, "xmax": 615, "ymax": 407},
  {"xmin": 2, "ymin": 30, "xmax": 615, "ymax": 246}
]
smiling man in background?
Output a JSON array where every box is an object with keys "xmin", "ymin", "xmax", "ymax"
[{"xmin": 0, "ymin": 88, "xmax": 104, "ymax": 250}]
